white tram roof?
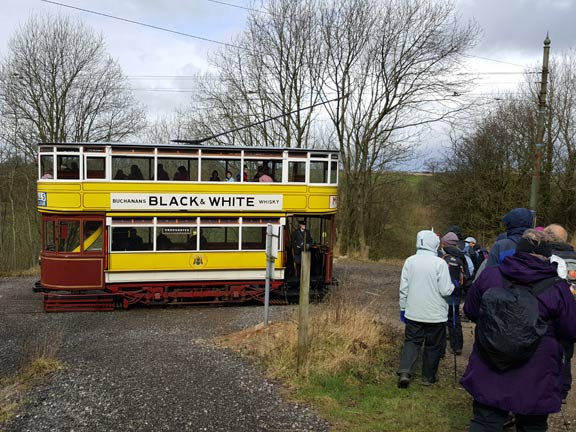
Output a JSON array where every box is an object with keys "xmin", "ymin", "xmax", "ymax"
[{"xmin": 38, "ymin": 142, "xmax": 339, "ymax": 155}]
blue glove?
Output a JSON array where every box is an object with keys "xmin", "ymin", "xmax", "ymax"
[{"xmin": 400, "ymin": 310, "xmax": 406, "ymax": 323}]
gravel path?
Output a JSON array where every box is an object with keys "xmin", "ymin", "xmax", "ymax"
[{"xmin": 0, "ymin": 277, "xmax": 329, "ymax": 432}]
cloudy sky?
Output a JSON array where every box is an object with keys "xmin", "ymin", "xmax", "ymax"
[{"xmin": 0, "ymin": 0, "xmax": 574, "ymax": 159}]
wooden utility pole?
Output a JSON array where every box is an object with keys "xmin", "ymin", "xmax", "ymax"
[
  {"xmin": 529, "ymin": 34, "xmax": 551, "ymax": 217},
  {"xmin": 296, "ymin": 250, "xmax": 311, "ymax": 373}
]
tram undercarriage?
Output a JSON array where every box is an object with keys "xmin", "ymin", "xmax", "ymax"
[{"xmin": 35, "ymin": 276, "xmax": 332, "ymax": 312}]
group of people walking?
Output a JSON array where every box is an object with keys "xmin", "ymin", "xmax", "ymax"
[{"xmin": 397, "ymin": 207, "xmax": 576, "ymax": 431}]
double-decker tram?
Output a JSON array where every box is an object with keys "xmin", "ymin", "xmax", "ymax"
[{"xmin": 35, "ymin": 142, "xmax": 339, "ymax": 312}]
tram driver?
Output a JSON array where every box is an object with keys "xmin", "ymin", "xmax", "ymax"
[{"xmin": 292, "ymin": 220, "xmax": 313, "ymax": 277}]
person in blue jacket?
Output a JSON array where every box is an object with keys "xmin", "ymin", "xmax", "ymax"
[{"xmin": 485, "ymin": 208, "xmax": 533, "ymax": 267}]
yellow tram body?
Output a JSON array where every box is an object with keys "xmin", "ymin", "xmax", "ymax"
[{"xmin": 36, "ymin": 143, "xmax": 338, "ymax": 311}]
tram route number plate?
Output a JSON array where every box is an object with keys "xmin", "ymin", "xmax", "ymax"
[{"xmin": 38, "ymin": 192, "xmax": 47, "ymax": 207}]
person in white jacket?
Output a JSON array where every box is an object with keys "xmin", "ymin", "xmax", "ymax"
[{"xmin": 397, "ymin": 230, "xmax": 454, "ymax": 388}]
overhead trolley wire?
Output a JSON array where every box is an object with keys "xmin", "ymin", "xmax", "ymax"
[{"xmin": 40, "ymin": 0, "xmax": 245, "ymax": 50}]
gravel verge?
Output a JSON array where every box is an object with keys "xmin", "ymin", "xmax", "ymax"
[{"xmin": 0, "ymin": 276, "xmax": 329, "ymax": 432}]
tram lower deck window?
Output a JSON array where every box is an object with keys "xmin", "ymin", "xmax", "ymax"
[{"xmin": 111, "ymin": 227, "xmax": 152, "ymax": 251}]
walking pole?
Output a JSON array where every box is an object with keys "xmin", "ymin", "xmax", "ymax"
[{"xmin": 452, "ymin": 292, "xmax": 458, "ymax": 385}]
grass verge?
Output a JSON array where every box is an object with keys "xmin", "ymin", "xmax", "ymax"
[
  {"xmin": 218, "ymin": 285, "xmax": 472, "ymax": 432},
  {"xmin": 0, "ymin": 332, "xmax": 63, "ymax": 430}
]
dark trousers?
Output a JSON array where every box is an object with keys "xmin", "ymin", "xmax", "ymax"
[
  {"xmin": 398, "ymin": 318, "xmax": 446, "ymax": 382},
  {"xmin": 561, "ymin": 340, "xmax": 574, "ymax": 400},
  {"xmin": 447, "ymin": 302, "xmax": 463, "ymax": 352},
  {"xmin": 469, "ymin": 401, "xmax": 548, "ymax": 432}
]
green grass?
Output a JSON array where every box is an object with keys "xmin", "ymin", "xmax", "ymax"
[
  {"xmin": 296, "ymin": 368, "xmax": 471, "ymax": 432},
  {"xmin": 219, "ymin": 296, "xmax": 473, "ymax": 432},
  {"xmin": 0, "ymin": 357, "xmax": 62, "ymax": 430}
]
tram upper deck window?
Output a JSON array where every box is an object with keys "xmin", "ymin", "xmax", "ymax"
[
  {"xmin": 200, "ymin": 159, "xmax": 242, "ymax": 182},
  {"xmin": 112, "ymin": 156, "xmax": 151, "ymax": 181},
  {"xmin": 330, "ymin": 159, "xmax": 338, "ymax": 184},
  {"xmin": 288, "ymin": 161, "xmax": 306, "ymax": 183},
  {"xmin": 57, "ymin": 155, "xmax": 80, "ymax": 180},
  {"xmin": 85, "ymin": 157, "xmax": 106, "ymax": 179},
  {"xmin": 244, "ymin": 160, "xmax": 283, "ymax": 182},
  {"xmin": 157, "ymin": 157, "xmax": 198, "ymax": 181},
  {"xmin": 310, "ymin": 161, "xmax": 328, "ymax": 183},
  {"xmin": 40, "ymin": 155, "xmax": 54, "ymax": 179}
]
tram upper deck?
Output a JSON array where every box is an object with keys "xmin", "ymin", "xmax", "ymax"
[{"xmin": 37, "ymin": 143, "xmax": 339, "ymax": 214}]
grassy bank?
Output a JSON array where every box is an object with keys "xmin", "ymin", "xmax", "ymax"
[{"xmin": 218, "ymin": 284, "xmax": 472, "ymax": 432}]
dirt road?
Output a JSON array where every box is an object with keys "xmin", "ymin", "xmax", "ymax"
[
  {"xmin": 0, "ymin": 276, "xmax": 328, "ymax": 432},
  {"xmin": 1, "ymin": 260, "xmax": 575, "ymax": 431}
]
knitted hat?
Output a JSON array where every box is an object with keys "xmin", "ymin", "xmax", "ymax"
[{"xmin": 441, "ymin": 232, "xmax": 459, "ymax": 247}]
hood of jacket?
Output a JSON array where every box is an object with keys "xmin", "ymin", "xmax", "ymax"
[
  {"xmin": 499, "ymin": 252, "xmax": 558, "ymax": 284},
  {"xmin": 416, "ymin": 230, "xmax": 439, "ymax": 254},
  {"xmin": 442, "ymin": 245, "xmax": 466, "ymax": 259},
  {"xmin": 502, "ymin": 208, "xmax": 533, "ymax": 236}
]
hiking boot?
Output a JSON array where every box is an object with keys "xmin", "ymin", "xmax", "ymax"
[
  {"xmin": 397, "ymin": 372, "xmax": 410, "ymax": 388},
  {"xmin": 503, "ymin": 414, "xmax": 515, "ymax": 429},
  {"xmin": 421, "ymin": 377, "xmax": 437, "ymax": 386}
]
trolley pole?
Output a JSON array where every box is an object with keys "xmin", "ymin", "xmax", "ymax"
[
  {"xmin": 529, "ymin": 34, "xmax": 551, "ymax": 217},
  {"xmin": 297, "ymin": 248, "xmax": 311, "ymax": 374}
]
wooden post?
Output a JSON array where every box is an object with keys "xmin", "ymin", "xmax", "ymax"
[{"xmin": 297, "ymin": 250, "xmax": 311, "ymax": 373}]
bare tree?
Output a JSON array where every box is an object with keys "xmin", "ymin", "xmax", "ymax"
[
  {"xmin": 0, "ymin": 14, "xmax": 145, "ymax": 160},
  {"xmin": 195, "ymin": 0, "xmax": 325, "ymax": 148},
  {"xmin": 430, "ymin": 95, "xmax": 536, "ymax": 241},
  {"xmin": 320, "ymin": 0, "xmax": 479, "ymax": 254}
]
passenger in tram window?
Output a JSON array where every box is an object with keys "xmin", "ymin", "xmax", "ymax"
[
  {"xmin": 114, "ymin": 169, "xmax": 127, "ymax": 180},
  {"xmin": 225, "ymin": 170, "xmax": 235, "ymax": 182},
  {"xmin": 69, "ymin": 162, "xmax": 79, "ymax": 178},
  {"xmin": 112, "ymin": 228, "xmax": 129, "ymax": 250},
  {"xmin": 236, "ymin": 165, "xmax": 248, "ymax": 182},
  {"xmin": 127, "ymin": 228, "xmax": 144, "ymax": 250},
  {"xmin": 174, "ymin": 166, "xmax": 190, "ymax": 181},
  {"xmin": 259, "ymin": 166, "xmax": 273, "ymax": 182},
  {"xmin": 253, "ymin": 166, "xmax": 264, "ymax": 181},
  {"xmin": 210, "ymin": 170, "xmax": 221, "ymax": 182},
  {"xmin": 188, "ymin": 232, "xmax": 208, "ymax": 250},
  {"xmin": 157, "ymin": 164, "xmax": 169, "ymax": 180},
  {"xmin": 156, "ymin": 232, "xmax": 172, "ymax": 250},
  {"xmin": 127, "ymin": 165, "xmax": 144, "ymax": 180},
  {"xmin": 41, "ymin": 169, "xmax": 54, "ymax": 179}
]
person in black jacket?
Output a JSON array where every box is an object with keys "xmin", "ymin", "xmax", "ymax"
[
  {"xmin": 440, "ymin": 232, "xmax": 467, "ymax": 355},
  {"xmin": 292, "ymin": 220, "xmax": 313, "ymax": 277}
]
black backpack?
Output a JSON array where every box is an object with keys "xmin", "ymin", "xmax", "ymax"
[{"xmin": 475, "ymin": 274, "xmax": 561, "ymax": 372}]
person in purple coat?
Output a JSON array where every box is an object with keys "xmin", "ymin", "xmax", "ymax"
[{"xmin": 461, "ymin": 230, "xmax": 576, "ymax": 431}]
